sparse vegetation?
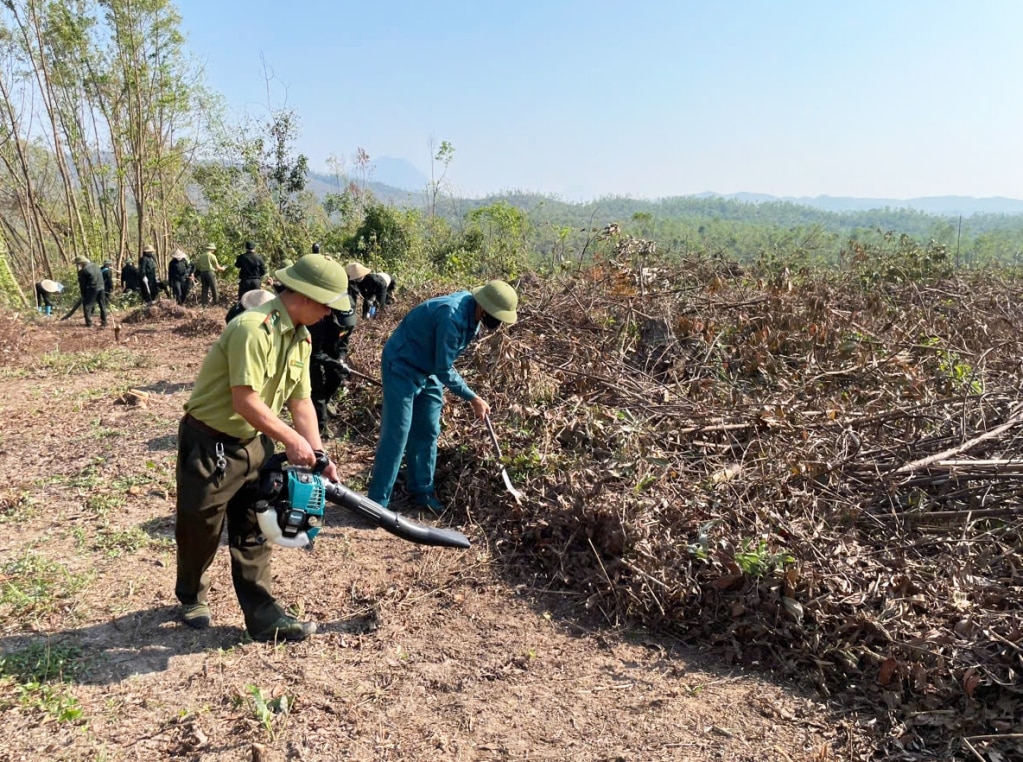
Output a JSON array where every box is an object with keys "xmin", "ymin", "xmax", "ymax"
[
  {"xmin": 39, "ymin": 349, "xmax": 150, "ymax": 376},
  {"xmin": 0, "ymin": 553, "xmax": 90, "ymax": 619},
  {"xmin": 238, "ymin": 684, "xmax": 293, "ymax": 741},
  {"xmin": 3, "ymin": 229, "xmax": 1023, "ymax": 759},
  {"xmin": 0, "ymin": 641, "xmax": 86, "ymax": 723},
  {"xmin": 92, "ymin": 526, "xmax": 151, "ymax": 558}
]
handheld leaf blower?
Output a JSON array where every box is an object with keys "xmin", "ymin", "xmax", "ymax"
[{"xmin": 253, "ymin": 452, "xmax": 470, "ymax": 550}]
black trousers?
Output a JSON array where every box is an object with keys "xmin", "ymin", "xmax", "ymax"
[
  {"xmin": 174, "ymin": 419, "xmax": 285, "ymax": 634},
  {"xmin": 82, "ymin": 290, "xmax": 108, "ymax": 326},
  {"xmin": 310, "ymin": 358, "xmax": 347, "ymax": 434},
  {"xmin": 238, "ymin": 278, "xmax": 261, "ymax": 301},
  {"xmin": 170, "ymin": 277, "xmax": 191, "ymax": 305}
]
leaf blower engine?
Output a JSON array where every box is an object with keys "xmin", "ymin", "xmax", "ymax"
[{"xmin": 254, "ymin": 452, "xmax": 470, "ymax": 550}]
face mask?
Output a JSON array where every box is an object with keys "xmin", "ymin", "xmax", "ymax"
[{"xmin": 481, "ymin": 312, "xmax": 502, "ymax": 332}]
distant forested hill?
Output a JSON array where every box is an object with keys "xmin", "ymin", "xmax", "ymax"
[
  {"xmin": 439, "ymin": 192, "xmax": 1023, "ymax": 242},
  {"xmin": 303, "ymin": 173, "xmax": 1023, "ymax": 266},
  {"xmin": 305, "ymin": 170, "xmax": 1023, "ymax": 239},
  {"xmin": 707, "ymin": 192, "xmax": 1023, "ymax": 217}
]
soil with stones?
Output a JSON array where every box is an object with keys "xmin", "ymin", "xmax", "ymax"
[{"xmin": 0, "ymin": 301, "xmax": 876, "ymax": 761}]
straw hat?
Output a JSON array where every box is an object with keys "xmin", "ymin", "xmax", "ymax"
[
  {"xmin": 142, "ymin": 244, "xmax": 155, "ymax": 254},
  {"xmin": 39, "ymin": 279, "xmax": 60, "ymax": 294},
  {"xmin": 171, "ymin": 249, "xmax": 187, "ymax": 260},
  {"xmin": 240, "ymin": 289, "xmax": 277, "ymax": 310},
  {"xmin": 345, "ymin": 261, "xmax": 371, "ymax": 281},
  {"xmin": 74, "ymin": 255, "xmax": 90, "ymax": 265}
]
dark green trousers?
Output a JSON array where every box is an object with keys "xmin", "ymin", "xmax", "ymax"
[{"xmin": 174, "ymin": 419, "xmax": 285, "ymax": 634}]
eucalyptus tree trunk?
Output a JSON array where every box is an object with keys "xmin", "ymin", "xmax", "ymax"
[
  {"xmin": 0, "ymin": 115, "xmax": 51, "ymax": 272},
  {"xmin": 6, "ymin": 0, "xmax": 89, "ymax": 260},
  {"xmin": 103, "ymin": 0, "xmax": 194, "ymax": 258},
  {"xmin": 0, "ymin": 6, "xmax": 64, "ymax": 270},
  {"xmin": 0, "ymin": 0, "xmax": 201, "ymax": 285}
]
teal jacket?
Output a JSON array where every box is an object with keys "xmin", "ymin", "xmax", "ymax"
[{"xmin": 382, "ymin": 291, "xmax": 479, "ymax": 400}]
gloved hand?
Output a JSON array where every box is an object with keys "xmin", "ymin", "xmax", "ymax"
[{"xmin": 315, "ymin": 353, "xmax": 350, "ymax": 375}]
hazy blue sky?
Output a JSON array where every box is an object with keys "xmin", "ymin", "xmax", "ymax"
[{"xmin": 175, "ymin": 0, "xmax": 1023, "ymax": 201}]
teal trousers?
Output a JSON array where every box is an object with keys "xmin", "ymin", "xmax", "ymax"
[{"xmin": 367, "ymin": 360, "xmax": 444, "ymax": 507}]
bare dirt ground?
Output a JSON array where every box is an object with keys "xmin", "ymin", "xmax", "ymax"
[{"xmin": 0, "ymin": 301, "xmax": 878, "ymax": 761}]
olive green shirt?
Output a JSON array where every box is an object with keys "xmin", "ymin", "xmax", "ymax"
[
  {"xmin": 184, "ymin": 297, "xmax": 312, "ymax": 439},
  {"xmin": 194, "ymin": 251, "xmax": 220, "ymax": 272}
]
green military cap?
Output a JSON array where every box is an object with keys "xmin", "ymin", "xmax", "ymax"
[
  {"xmin": 275, "ymin": 254, "xmax": 351, "ymax": 309},
  {"xmin": 472, "ymin": 280, "xmax": 518, "ymax": 324}
]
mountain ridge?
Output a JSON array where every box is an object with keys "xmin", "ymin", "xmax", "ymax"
[
  {"xmin": 302, "ymin": 163, "xmax": 1023, "ymax": 218},
  {"xmin": 702, "ymin": 192, "xmax": 1023, "ymax": 216}
]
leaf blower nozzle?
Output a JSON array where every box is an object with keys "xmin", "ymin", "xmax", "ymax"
[{"xmin": 254, "ymin": 453, "xmax": 470, "ymax": 550}]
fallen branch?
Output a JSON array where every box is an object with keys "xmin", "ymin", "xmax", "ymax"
[{"xmin": 894, "ymin": 405, "xmax": 1023, "ymax": 476}]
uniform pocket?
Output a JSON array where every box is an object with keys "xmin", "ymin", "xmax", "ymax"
[{"xmin": 188, "ymin": 439, "xmax": 218, "ymax": 481}]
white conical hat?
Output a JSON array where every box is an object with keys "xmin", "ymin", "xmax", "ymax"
[
  {"xmin": 39, "ymin": 279, "xmax": 60, "ymax": 293},
  {"xmin": 345, "ymin": 261, "xmax": 371, "ymax": 280},
  {"xmin": 240, "ymin": 289, "xmax": 276, "ymax": 310}
]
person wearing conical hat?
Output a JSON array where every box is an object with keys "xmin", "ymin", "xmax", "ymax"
[
  {"xmin": 344, "ymin": 261, "xmax": 370, "ymax": 281},
  {"xmin": 34, "ymin": 279, "xmax": 61, "ymax": 306},
  {"xmin": 168, "ymin": 249, "xmax": 195, "ymax": 306},
  {"xmin": 345, "ymin": 261, "xmax": 392, "ymax": 319},
  {"xmin": 175, "ymin": 254, "xmax": 350, "ymax": 643},
  {"xmin": 194, "ymin": 243, "xmax": 226, "ymax": 306},
  {"xmin": 223, "ymin": 287, "xmax": 276, "ymax": 324},
  {"xmin": 367, "ymin": 280, "xmax": 518, "ymax": 514},
  {"xmin": 34, "ymin": 279, "xmax": 63, "ymax": 314}
]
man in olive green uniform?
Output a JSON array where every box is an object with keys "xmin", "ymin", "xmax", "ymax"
[
  {"xmin": 175, "ymin": 254, "xmax": 351, "ymax": 642},
  {"xmin": 194, "ymin": 243, "xmax": 226, "ymax": 306}
]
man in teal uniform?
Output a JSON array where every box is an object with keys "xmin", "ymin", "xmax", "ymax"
[
  {"xmin": 175, "ymin": 254, "xmax": 350, "ymax": 642},
  {"xmin": 367, "ymin": 280, "xmax": 518, "ymax": 513}
]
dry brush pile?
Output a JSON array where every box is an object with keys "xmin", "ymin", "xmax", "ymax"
[{"xmin": 446, "ymin": 259, "xmax": 1023, "ymax": 760}]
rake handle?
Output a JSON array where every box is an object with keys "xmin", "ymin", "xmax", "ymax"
[{"xmin": 484, "ymin": 415, "xmax": 504, "ymax": 459}]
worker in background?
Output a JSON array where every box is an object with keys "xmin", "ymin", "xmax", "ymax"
[
  {"xmin": 236, "ymin": 241, "xmax": 266, "ymax": 301},
  {"xmin": 194, "ymin": 243, "xmax": 226, "ymax": 305}
]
